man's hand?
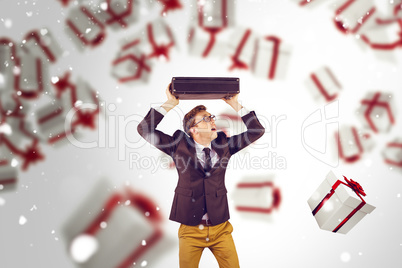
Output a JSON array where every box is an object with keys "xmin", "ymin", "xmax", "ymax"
[
  {"xmin": 222, "ymin": 94, "xmax": 243, "ymax": 112},
  {"xmin": 162, "ymin": 83, "xmax": 179, "ymax": 112}
]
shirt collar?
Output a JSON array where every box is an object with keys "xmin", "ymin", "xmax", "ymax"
[{"xmin": 193, "ymin": 140, "xmax": 211, "ymax": 154}]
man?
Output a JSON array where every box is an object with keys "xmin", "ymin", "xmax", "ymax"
[{"xmin": 137, "ymin": 84, "xmax": 265, "ymax": 267}]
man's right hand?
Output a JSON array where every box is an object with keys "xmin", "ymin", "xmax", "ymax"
[
  {"xmin": 162, "ymin": 83, "xmax": 179, "ymax": 112},
  {"xmin": 166, "ymin": 83, "xmax": 179, "ymax": 105}
]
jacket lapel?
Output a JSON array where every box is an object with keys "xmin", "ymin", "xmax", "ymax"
[{"xmin": 185, "ymin": 135, "xmax": 204, "ymax": 171}]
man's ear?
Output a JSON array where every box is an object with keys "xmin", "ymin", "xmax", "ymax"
[{"xmin": 190, "ymin": 127, "xmax": 197, "ymax": 135}]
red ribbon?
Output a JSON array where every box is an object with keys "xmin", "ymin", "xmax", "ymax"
[
  {"xmin": 312, "ymin": 176, "xmax": 367, "ymax": 233},
  {"xmin": 112, "ymin": 54, "xmax": 151, "ymax": 82},
  {"xmin": 159, "ymin": 0, "xmax": 182, "ymax": 15},
  {"xmin": 105, "ymin": 0, "xmax": 134, "ymax": 28},
  {"xmin": 228, "ymin": 29, "xmax": 251, "ymax": 71},
  {"xmin": 147, "ymin": 23, "xmax": 175, "ymax": 60},
  {"xmin": 299, "ymin": 0, "xmax": 316, "ymax": 6},
  {"xmin": 265, "ymin": 36, "xmax": 281, "ymax": 80},
  {"xmin": 360, "ymin": 19, "xmax": 402, "ymax": 50},
  {"xmin": 343, "ymin": 176, "xmax": 366, "ymax": 196},
  {"xmin": 310, "ymin": 67, "xmax": 341, "ymax": 102}
]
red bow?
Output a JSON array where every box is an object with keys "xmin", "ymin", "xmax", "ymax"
[{"xmin": 343, "ymin": 176, "xmax": 366, "ymax": 196}]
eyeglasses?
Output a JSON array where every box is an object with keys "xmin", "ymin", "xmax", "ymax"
[{"xmin": 192, "ymin": 114, "xmax": 216, "ymax": 126}]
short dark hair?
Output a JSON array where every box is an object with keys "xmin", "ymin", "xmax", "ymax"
[{"xmin": 183, "ymin": 105, "xmax": 207, "ymax": 137}]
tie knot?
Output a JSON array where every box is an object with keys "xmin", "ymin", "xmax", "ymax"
[{"xmin": 203, "ymin": 147, "xmax": 211, "ymax": 155}]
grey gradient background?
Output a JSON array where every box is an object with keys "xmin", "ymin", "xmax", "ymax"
[{"xmin": 1, "ymin": 0, "xmax": 402, "ymax": 267}]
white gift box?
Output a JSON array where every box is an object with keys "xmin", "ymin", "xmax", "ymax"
[
  {"xmin": 111, "ymin": 46, "xmax": 152, "ymax": 83},
  {"xmin": 66, "ymin": 5, "xmax": 107, "ymax": 49},
  {"xmin": 308, "ymin": 171, "xmax": 375, "ymax": 234},
  {"xmin": 0, "ymin": 38, "xmax": 17, "ymax": 93},
  {"xmin": 356, "ymin": 91, "xmax": 396, "ymax": 133},
  {"xmin": 383, "ymin": 137, "xmax": 402, "ymax": 168},
  {"xmin": 94, "ymin": 0, "xmax": 140, "ymax": 30},
  {"xmin": 232, "ymin": 176, "xmax": 281, "ymax": 218},
  {"xmin": 13, "ymin": 53, "xmax": 50, "ymax": 99},
  {"xmin": 121, "ymin": 19, "xmax": 176, "ymax": 61},
  {"xmin": 22, "ymin": 28, "xmax": 63, "ymax": 63},
  {"xmin": 227, "ymin": 27, "xmax": 257, "ymax": 71},
  {"xmin": 331, "ymin": 0, "xmax": 377, "ymax": 34},
  {"xmin": 63, "ymin": 179, "xmax": 169, "ymax": 268},
  {"xmin": 0, "ymin": 161, "xmax": 17, "ymax": 192},
  {"xmin": 194, "ymin": 0, "xmax": 235, "ymax": 28},
  {"xmin": 359, "ymin": 18, "xmax": 402, "ymax": 50},
  {"xmin": 188, "ymin": 26, "xmax": 232, "ymax": 58},
  {"xmin": 305, "ymin": 66, "xmax": 342, "ymax": 102},
  {"xmin": 251, "ymin": 36, "xmax": 291, "ymax": 80},
  {"xmin": 35, "ymin": 100, "xmax": 74, "ymax": 145},
  {"xmin": 335, "ymin": 125, "xmax": 374, "ymax": 163}
]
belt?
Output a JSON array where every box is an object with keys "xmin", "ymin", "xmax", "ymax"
[{"xmin": 200, "ymin": 219, "xmax": 212, "ymax": 226}]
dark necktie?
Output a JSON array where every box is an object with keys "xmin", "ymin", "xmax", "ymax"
[{"xmin": 203, "ymin": 148, "xmax": 212, "ymax": 172}]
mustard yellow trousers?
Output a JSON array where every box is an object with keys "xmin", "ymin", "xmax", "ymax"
[{"xmin": 178, "ymin": 221, "xmax": 240, "ymax": 268}]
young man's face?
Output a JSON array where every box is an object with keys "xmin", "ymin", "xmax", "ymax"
[{"xmin": 192, "ymin": 110, "xmax": 218, "ymax": 141}]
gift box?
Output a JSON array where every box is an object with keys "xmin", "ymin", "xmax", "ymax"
[
  {"xmin": 22, "ymin": 28, "xmax": 63, "ymax": 63},
  {"xmin": 308, "ymin": 171, "xmax": 375, "ymax": 234},
  {"xmin": 121, "ymin": 18, "xmax": 176, "ymax": 61},
  {"xmin": 331, "ymin": 0, "xmax": 377, "ymax": 34},
  {"xmin": 94, "ymin": 0, "xmax": 140, "ymax": 30},
  {"xmin": 13, "ymin": 53, "xmax": 50, "ymax": 99},
  {"xmin": 251, "ymin": 36, "xmax": 291, "ymax": 80},
  {"xmin": 227, "ymin": 27, "xmax": 257, "ymax": 71},
  {"xmin": 63, "ymin": 179, "xmax": 171, "ymax": 268},
  {"xmin": 305, "ymin": 66, "xmax": 342, "ymax": 102},
  {"xmin": 170, "ymin": 77, "xmax": 239, "ymax": 100},
  {"xmin": 356, "ymin": 91, "xmax": 396, "ymax": 133},
  {"xmin": 232, "ymin": 176, "xmax": 281, "ymax": 219},
  {"xmin": 382, "ymin": 137, "xmax": 402, "ymax": 168},
  {"xmin": 66, "ymin": 5, "xmax": 107, "ymax": 49},
  {"xmin": 111, "ymin": 45, "xmax": 152, "ymax": 83},
  {"xmin": 335, "ymin": 125, "xmax": 374, "ymax": 163},
  {"xmin": 35, "ymin": 100, "xmax": 74, "ymax": 145},
  {"xmin": 0, "ymin": 160, "xmax": 17, "ymax": 192}
]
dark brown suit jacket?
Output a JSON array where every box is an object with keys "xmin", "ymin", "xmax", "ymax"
[{"xmin": 137, "ymin": 108, "xmax": 265, "ymax": 226}]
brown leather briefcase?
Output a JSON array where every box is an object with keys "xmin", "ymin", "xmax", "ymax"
[{"xmin": 169, "ymin": 77, "xmax": 240, "ymax": 100}]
